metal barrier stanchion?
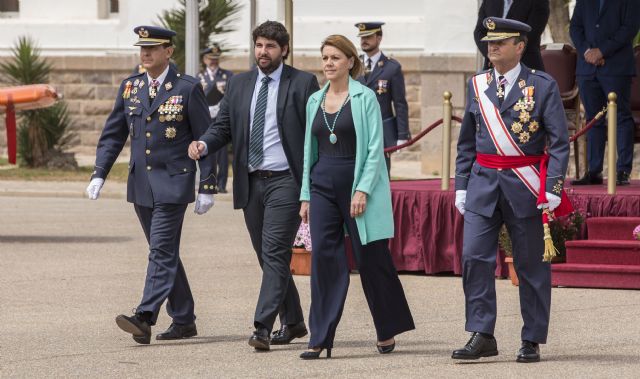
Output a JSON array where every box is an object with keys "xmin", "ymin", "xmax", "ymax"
[
  {"xmin": 441, "ymin": 91, "xmax": 452, "ymax": 190},
  {"xmin": 607, "ymin": 92, "xmax": 617, "ymax": 195}
]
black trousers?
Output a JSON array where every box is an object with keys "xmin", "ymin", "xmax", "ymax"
[
  {"xmin": 243, "ymin": 172, "xmax": 304, "ymax": 331},
  {"xmin": 134, "ymin": 203, "xmax": 194, "ymax": 325},
  {"xmin": 308, "ymin": 155, "xmax": 415, "ymax": 348},
  {"xmin": 215, "ymin": 146, "xmax": 229, "ymax": 191}
]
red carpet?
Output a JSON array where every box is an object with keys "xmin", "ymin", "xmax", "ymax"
[{"xmin": 389, "ymin": 179, "xmax": 640, "ymax": 288}]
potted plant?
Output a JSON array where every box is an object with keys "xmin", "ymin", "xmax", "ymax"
[
  {"xmin": 498, "ymin": 211, "xmax": 585, "ymax": 286},
  {"xmin": 290, "ymin": 222, "xmax": 312, "ymax": 276},
  {"xmin": 498, "ymin": 225, "xmax": 519, "ymax": 286}
]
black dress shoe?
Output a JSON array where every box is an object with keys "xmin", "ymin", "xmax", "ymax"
[
  {"xmin": 377, "ymin": 339, "xmax": 395, "ymax": 354},
  {"xmin": 248, "ymin": 327, "xmax": 270, "ymax": 351},
  {"xmin": 116, "ymin": 313, "xmax": 151, "ymax": 345},
  {"xmin": 300, "ymin": 348, "xmax": 332, "ymax": 359},
  {"xmin": 516, "ymin": 340, "xmax": 540, "ymax": 363},
  {"xmin": 571, "ymin": 172, "xmax": 603, "ymax": 185},
  {"xmin": 156, "ymin": 322, "xmax": 197, "ymax": 340},
  {"xmin": 617, "ymin": 171, "xmax": 631, "ymax": 186},
  {"xmin": 271, "ymin": 322, "xmax": 308, "ymax": 345},
  {"xmin": 451, "ymin": 332, "xmax": 499, "ymax": 360}
]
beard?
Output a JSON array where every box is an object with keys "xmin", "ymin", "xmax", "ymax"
[
  {"xmin": 255, "ymin": 54, "xmax": 283, "ymax": 75},
  {"xmin": 361, "ymin": 43, "xmax": 378, "ymax": 53}
]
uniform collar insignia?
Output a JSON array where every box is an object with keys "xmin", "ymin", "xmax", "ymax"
[
  {"xmin": 518, "ymin": 79, "xmax": 526, "ymax": 89},
  {"xmin": 165, "ymin": 82, "xmax": 173, "ymax": 91}
]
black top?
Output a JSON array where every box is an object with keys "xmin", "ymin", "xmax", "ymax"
[{"xmin": 311, "ymin": 101, "xmax": 356, "ymax": 157}]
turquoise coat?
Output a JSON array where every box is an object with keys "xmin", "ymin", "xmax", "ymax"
[{"xmin": 300, "ymin": 77, "xmax": 394, "ymax": 244}]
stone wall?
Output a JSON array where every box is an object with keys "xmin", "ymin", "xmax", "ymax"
[{"xmin": 0, "ymin": 54, "xmax": 476, "ymax": 174}]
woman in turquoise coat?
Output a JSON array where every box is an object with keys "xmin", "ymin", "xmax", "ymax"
[{"xmin": 298, "ymin": 35, "xmax": 414, "ymax": 359}]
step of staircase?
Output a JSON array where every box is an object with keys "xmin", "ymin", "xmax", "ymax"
[
  {"xmin": 552, "ymin": 263, "xmax": 640, "ymax": 289},
  {"xmin": 565, "ymin": 240, "xmax": 640, "ymax": 265},
  {"xmin": 586, "ymin": 217, "xmax": 640, "ymax": 240}
]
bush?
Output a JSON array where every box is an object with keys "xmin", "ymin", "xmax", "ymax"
[{"xmin": 0, "ymin": 36, "xmax": 76, "ymax": 168}]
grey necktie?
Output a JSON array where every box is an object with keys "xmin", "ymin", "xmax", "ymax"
[{"xmin": 248, "ymin": 76, "xmax": 271, "ymax": 168}]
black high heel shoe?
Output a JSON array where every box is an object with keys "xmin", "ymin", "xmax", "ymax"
[
  {"xmin": 300, "ymin": 348, "xmax": 332, "ymax": 359},
  {"xmin": 377, "ymin": 340, "xmax": 396, "ymax": 354}
]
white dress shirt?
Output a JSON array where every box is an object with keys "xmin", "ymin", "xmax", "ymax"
[
  {"xmin": 494, "ymin": 63, "xmax": 522, "ymax": 99},
  {"xmin": 147, "ymin": 64, "xmax": 170, "ymax": 95},
  {"xmin": 364, "ymin": 51, "xmax": 382, "ymax": 72},
  {"xmin": 248, "ymin": 62, "xmax": 288, "ymax": 172},
  {"xmin": 503, "ymin": 0, "xmax": 514, "ymax": 17}
]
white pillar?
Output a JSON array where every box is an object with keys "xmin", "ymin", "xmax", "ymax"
[{"xmin": 185, "ymin": 0, "xmax": 199, "ymax": 76}]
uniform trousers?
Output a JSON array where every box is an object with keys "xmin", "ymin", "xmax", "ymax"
[
  {"xmin": 134, "ymin": 203, "xmax": 195, "ymax": 325},
  {"xmin": 462, "ymin": 192, "xmax": 551, "ymax": 344},
  {"xmin": 243, "ymin": 173, "xmax": 304, "ymax": 331},
  {"xmin": 308, "ymin": 155, "xmax": 415, "ymax": 348},
  {"xmin": 578, "ymin": 75, "xmax": 635, "ymax": 174}
]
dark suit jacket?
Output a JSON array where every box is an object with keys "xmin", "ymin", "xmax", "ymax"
[
  {"xmin": 474, "ymin": 0, "xmax": 550, "ymax": 71},
  {"xmin": 570, "ymin": 0, "xmax": 640, "ymax": 77},
  {"xmin": 356, "ymin": 53, "xmax": 410, "ymax": 147},
  {"xmin": 198, "ymin": 64, "xmax": 320, "ymax": 209},
  {"xmin": 93, "ymin": 66, "xmax": 217, "ymax": 208}
]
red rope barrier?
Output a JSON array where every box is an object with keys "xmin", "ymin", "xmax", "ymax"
[
  {"xmin": 384, "ymin": 115, "xmax": 463, "ymax": 154},
  {"xmin": 568, "ymin": 107, "xmax": 607, "ymax": 143}
]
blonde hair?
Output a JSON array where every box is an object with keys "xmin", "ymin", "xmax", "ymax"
[{"xmin": 320, "ymin": 34, "xmax": 363, "ymax": 79}]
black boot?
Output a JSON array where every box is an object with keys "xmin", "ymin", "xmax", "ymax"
[
  {"xmin": 248, "ymin": 326, "xmax": 271, "ymax": 351},
  {"xmin": 617, "ymin": 171, "xmax": 631, "ymax": 186},
  {"xmin": 156, "ymin": 322, "xmax": 197, "ymax": 340},
  {"xmin": 516, "ymin": 340, "xmax": 541, "ymax": 363},
  {"xmin": 571, "ymin": 171, "xmax": 603, "ymax": 185},
  {"xmin": 452, "ymin": 332, "xmax": 498, "ymax": 360},
  {"xmin": 115, "ymin": 312, "xmax": 152, "ymax": 345}
]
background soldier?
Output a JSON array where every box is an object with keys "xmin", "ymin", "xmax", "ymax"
[
  {"xmin": 86, "ymin": 26, "xmax": 217, "ymax": 344},
  {"xmin": 453, "ymin": 18, "xmax": 569, "ymax": 363},
  {"xmin": 198, "ymin": 43, "xmax": 234, "ymax": 193},
  {"xmin": 355, "ymin": 21, "xmax": 410, "ymax": 174}
]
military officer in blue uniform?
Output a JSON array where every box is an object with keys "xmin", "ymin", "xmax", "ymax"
[
  {"xmin": 355, "ymin": 21, "xmax": 410, "ymax": 174},
  {"xmin": 86, "ymin": 26, "xmax": 218, "ymax": 344},
  {"xmin": 198, "ymin": 43, "xmax": 234, "ymax": 193},
  {"xmin": 453, "ymin": 18, "xmax": 569, "ymax": 363}
]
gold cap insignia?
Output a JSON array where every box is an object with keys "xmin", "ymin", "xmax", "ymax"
[
  {"xmin": 486, "ymin": 19, "xmax": 496, "ymax": 31},
  {"xmin": 165, "ymin": 127, "xmax": 177, "ymax": 139},
  {"xmin": 358, "ymin": 23, "xmax": 366, "ymax": 31},
  {"xmin": 138, "ymin": 28, "xmax": 149, "ymax": 38}
]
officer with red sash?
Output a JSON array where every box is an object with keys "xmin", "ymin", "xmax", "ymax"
[{"xmin": 452, "ymin": 18, "xmax": 570, "ymax": 363}]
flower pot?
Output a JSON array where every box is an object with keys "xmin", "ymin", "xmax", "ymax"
[
  {"xmin": 290, "ymin": 247, "xmax": 311, "ymax": 276},
  {"xmin": 505, "ymin": 257, "xmax": 519, "ymax": 286}
]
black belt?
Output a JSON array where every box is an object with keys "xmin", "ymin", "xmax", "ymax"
[{"xmin": 249, "ymin": 169, "xmax": 290, "ymax": 179}]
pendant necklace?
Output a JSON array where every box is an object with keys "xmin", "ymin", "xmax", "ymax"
[{"xmin": 321, "ymin": 89, "xmax": 350, "ymax": 144}]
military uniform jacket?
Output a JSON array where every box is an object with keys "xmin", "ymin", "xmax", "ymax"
[
  {"xmin": 357, "ymin": 53, "xmax": 410, "ymax": 147},
  {"xmin": 198, "ymin": 67, "xmax": 234, "ymax": 106},
  {"xmin": 92, "ymin": 66, "xmax": 217, "ymax": 208},
  {"xmin": 455, "ymin": 65, "xmax": 569, "ymax": 219}
]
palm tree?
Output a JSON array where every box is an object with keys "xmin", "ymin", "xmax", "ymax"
[{"xmin": 157, "ymin": 0, "xmax": 242, "ymax": 71}]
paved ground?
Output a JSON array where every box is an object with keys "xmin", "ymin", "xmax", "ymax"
[{"xmin": 1, "ymin": 182, "xmax": 640, "ymax": 378}]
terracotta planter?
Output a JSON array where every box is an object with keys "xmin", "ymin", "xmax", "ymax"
[
  {"xmin": 290, "ymin": 247, "xmax": 311, "ymax": 276},
  {"xmin": 505, "ymin": 257, "xmax": 519, "ymax": 286}
]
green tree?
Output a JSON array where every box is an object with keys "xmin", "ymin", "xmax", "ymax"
[
  {"xmin": 157, "ymin": 0, "xmax": 242, "ymax": 72},
  {"xmin": 0, "ymin": 36, "xmax": 76, "ymax": 167}
]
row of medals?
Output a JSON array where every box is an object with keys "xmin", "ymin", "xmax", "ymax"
[
  {"xmin": 511, "ymin": 87, "xmax": 538, "ymax": 144},
  {"xmin": 159, "ymin": 96, "xmax": 184, "ymax": 123}
]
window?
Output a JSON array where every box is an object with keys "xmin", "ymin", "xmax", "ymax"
[
  {"xmin": 110, "ymin": 0, "xmax": 119, "ymax": 13},
  {"xmin": 0, "ymin": 0, "xmax": 19, "ymax": 17}
]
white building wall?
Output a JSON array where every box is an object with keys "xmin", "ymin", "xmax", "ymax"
[{"xmin": 0, "ymin": 0, "xmax": 480, "ymax": 57}]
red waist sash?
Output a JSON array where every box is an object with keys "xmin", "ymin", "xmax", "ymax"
[{"xmin": 476, "ymin": 153, "xmax": 573, "ymax": 217}]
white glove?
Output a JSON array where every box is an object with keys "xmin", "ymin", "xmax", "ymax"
[
  {"xmin": 396, "ymin": 139, "xmax": 408, "ymax": 146},
  {"xmin": 455, "ymin": 190, "xmax": 466, "ymax": 215},
  {"xmin": 208, "ymin": 105, "xmax": 220, "ymax": 119},
  {"xmin": 86, "ymin": 178, "xmax": 104, "ymax": 200},
  {"xmin": 194, "ymin": 193, "xmax": 214, "ymax": 215},
  {"xmin": 537, "ymin": 192, "xmax": 561, "ymax": 211}
]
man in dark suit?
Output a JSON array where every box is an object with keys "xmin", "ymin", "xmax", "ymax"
[
  {"xmin": 355, "ymin": 22, "xmax": 410, "ymax": 174},
  {"xmin": 188, "ymin": 21, "xmax": 320, "ymax": 351},
  {"xmin": 86, "ymin": 26, "xmax": 217, "ymax": 344},
  {"xmin": 474, "ymin": 0, "xmax": 550, "ymax": 71},
  {"xmin": 198, "ymin": 44, "xmax": 234, "ymax": 193},
  {"xmin": 570, "ymin": 0, "xmax": 640, "ymax": 186},
  {"xmin": 454, "ymin": 18, "xmax": 569, "ymax": 363}
]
